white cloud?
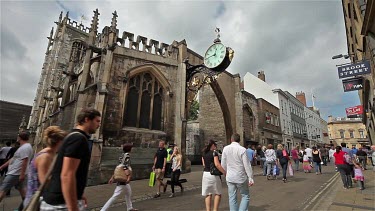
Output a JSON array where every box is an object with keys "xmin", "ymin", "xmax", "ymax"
[{"xmin": 0, "ymin": 1, "xmax": 358, "ymax": 119}]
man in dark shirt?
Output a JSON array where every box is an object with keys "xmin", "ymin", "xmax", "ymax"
[
  {"xmin": 356, "ymin": 147, "xmax": 368, "ymax": 170},
  {"xmin": 41, "ymin": 108, "xmax": 101, "ymax": 211},
  {"xmin": 152, "ymin": 140, "xmax": 167, "ymax": 198}
]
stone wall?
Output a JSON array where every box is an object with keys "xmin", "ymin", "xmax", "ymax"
[
  {"xmin": 199, "ymin": 85, "xmax": 226, "ymax": 150},
  {"xmin": 186, "ymin": 121, "xmax": 204, "ymax": 164},
  {"xmin": 241, "ymin": 91, "xmax": 260, "ymax": 143}
]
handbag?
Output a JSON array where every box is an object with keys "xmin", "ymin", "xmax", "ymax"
[
  {"xmin": 113, "ymin": 165, "xmax": 131, "ymax": 183},
  {"xmin": 23, "ymin": 131, "xmax": 84, "ymax": 211},
  {"xmin": 209, "ymin": 151, "xmax": 222, "ymax": 176},
  {"xmin": 113, "ymin": 154, "xmax": 131, "ymax": 182},
  {"xmin": 288, "ymin": 162, "xmax": 294, "ymax": 176},
  {"xmin": 149, "ymin": 171, "xmax": 156, "ymax": 187},
  {"xmin": 273, "ymin": 165, "xmax": 280, "ymax": 176}
]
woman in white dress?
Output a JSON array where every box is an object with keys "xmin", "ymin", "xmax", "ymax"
[{"xmin": 201, "ymin": 140, "xmax": 226, "ymax": 211}]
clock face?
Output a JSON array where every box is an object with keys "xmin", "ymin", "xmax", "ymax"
[{"xmin": 204, "ymin": 43, "xmax": 226, "ymax": 69}]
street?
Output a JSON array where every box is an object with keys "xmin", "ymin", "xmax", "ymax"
[{"xmin": 110, "ymin": 165, "xmax": 337, "ymax": 211}]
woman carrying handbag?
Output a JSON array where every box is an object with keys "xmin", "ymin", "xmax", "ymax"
[
  {"xmin": 23, "ymin": 126, "xmax": 67, "ymax": 211},
  {"xmin": 101, "ymin": 144, "xmax": 138, "ymax": 211},
  {"xmin": 201, "ymin": 140, "xmax": 226, "ymax": 211}
]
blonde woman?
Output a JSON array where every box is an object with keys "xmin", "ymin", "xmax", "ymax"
[
  {"xmin": 169, "ymin": 146, "xmax": 183, "ymax": 198},
  {"xmin": 276, "ymin": 144, "xmax": 290, "ymax": 182},
  {"xmin": 23, "ymin": 126, "xmax": 67, "ymax": 207}
]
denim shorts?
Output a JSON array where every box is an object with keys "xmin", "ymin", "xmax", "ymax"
[{"xmin": 0, "ymin": 174, "xmax": 26, "ymax": 192}]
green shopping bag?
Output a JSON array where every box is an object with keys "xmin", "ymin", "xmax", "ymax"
[{"xmin": 149, "ymin": 171, "xmax": 156, "ymax": 187}]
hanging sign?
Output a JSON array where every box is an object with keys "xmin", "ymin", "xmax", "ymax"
[
  {"xmin": 342, "ymin": 77, "xmax": 363, "ymax": 92},
  {"xmin": 338, "ymin": 60, "xmax": 371, "ymax": 79}
]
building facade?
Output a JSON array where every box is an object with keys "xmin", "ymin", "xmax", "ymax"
[
  {"xmin": 257, "ymin": 98, "xmax": 283, "ymax": 147},
  {"xmin": 305, "ymin": 106, "xmax": 323, "ymax": 146},
  {"xmin": 273, "ymin": 89, "xmax": 293, "ymax": 149},
  {"xmin": 328, "ymin": 115, "xmax": 369, "ymax": 147},
  {"xmin": 341, "ymin": 0, "xmax": 375, "ymax": 144},
  {"xmin": 284, "ymin": 91, "xmax": 308, "ymax": 147},
  {"xmin": 27, "ymin": 10, "xmax": 212, "ymax": 184},
  {"xmin": 0, "ymin": 101, "xmax": 32, "ymax": 144}
]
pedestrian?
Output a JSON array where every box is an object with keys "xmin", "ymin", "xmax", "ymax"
[
  {"xmin": 291, "ymin": 146, "xmax": 300, "ymax": 171},
  {"xmin": 302, "ymin": 152, "xmax": 311, "ymax": 173},
  {"xmin": 3, "ymin": 141, "xmax": 20, "ymax": 196},
  {"xmin": 304, "ymin": 146, "xmax": 312, "ymax": 162},
  {"xmin": 320, "ymin": 146, "xmax": 328, "ymax": 166},
  {"xmin": 246, "ymin": 145, "xmax": 255, "ymax": 166},
  {"xmin": 165, "ymin": 143, "xmax": 175, "ymax": 178},
  {"xmin": 353, "ymin": 161, "xmax": 365, "ymax": 190},
  {"xmin": 0, "ymin": 131, "xmax": 34, "ymax": 210},
  {"xmin": 371, "ymin": 145, "xmax": 375, "ymax": 171},
  {"xmin": 152, "ymin": 140, "xmax": 168, "ymax": 198},
  {"xmin": 276, "ymin": 144, "xmax": 289, "ymax": 182},
  {"xmin": 201, "ymin": 140, "xmax": 226, "ymax": 211},
  {"xmin": 334, "ymin": 146, "xmax": 352, "ymax": 189},
  {"xmin": 265, "ymin": 144, "xmax": 276, "ymax": 178},
  {"xmin": 5, "ymin": 142, "xmax": 20, "ymax": 161},
  {"xmin": 312, "ymin": 146, "xmax": 322, "ymax": 175},
  {"xmin": 329, "ymin": 146, "xmax": 335, "ymax": 163},
  {"xmin": 221, "ymin": 133, "xmax": 254, "ymax": 211},
  {"xmin": 168, "ymin": 146, "xmax": 183, "ymax": 198},
  {"xmin": 0, "ymin": 142, "xmax": 12, "ymax": 177},
  {"xmin": 257, "ymin": 145, "xmax": 266, "ymax": 170},
  {"xmin": 341, "ymin": 143, "xmax": 355, "ymax": 179},
  {"xmin": 41, "ymin": 108, "xmax": 101, "ymax": 210},
  {"xmin": 101, "ymin": 143, "xmax": 138, "ymax": 211},
  {"xmin": 356, "ymin": 147, "xmax": 367, "ymax": 170},
  {"xmin": 23, "ymin": 126, "xmax": 67, "ymax": 208},
  {"xmin": 351, "ymin": 146, "xmax": 358, "ymax": 156}
]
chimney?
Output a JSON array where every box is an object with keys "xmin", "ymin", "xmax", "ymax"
[
  {"xmin": 258, "ymin": 71, "xmax": 265, "ymax": 82},
  {"xmin": 296, "ymin": 91, "xmax": 307, "ymax": 106},
  {"xmin": 240, "ymin": 81, "xmax": 244, "ymax": 90},
  {"xmin": 328, "ymin": 115, "xmax": 333, "ymax": 123}
]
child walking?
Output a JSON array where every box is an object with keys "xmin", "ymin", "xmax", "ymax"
[
  {"xmin": 354, "ymin": 162, "xmax": 365, "ymax": 190},
  {"xmin": 303, "ymin": 152, "xmax": 312, "ymax": 173}
]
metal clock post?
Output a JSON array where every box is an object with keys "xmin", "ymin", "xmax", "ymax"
[{"xmin": 181, "ymin": 28, "xmax": 234, "ymax": 170}]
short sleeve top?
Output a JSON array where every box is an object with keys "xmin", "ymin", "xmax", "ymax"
[{"xmin": 202, "ymin": 150, "xmax": 218, "ymax": 172}]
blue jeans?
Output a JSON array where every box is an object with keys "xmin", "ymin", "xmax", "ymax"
[
  {"xmin": 227, "ymin": 181, "xmax": 250, "ymax": 211},
  {"xmin": 266, "ymin": 161, "xmax": 275, "ymax": 175},
  {"xmin": 280, "ymin": 163, "xmax": 288, "ymax": 179},
  {"xmin": 293, "ymin": 159, "xmax": 299, "ymax": 171},
  {"xmin": 263, "ymin": 160, "xmax": 267, "ymax": 175},
  {"xmin": 314, "ymin": 161, "xmax": 321, "ymax": 173}
]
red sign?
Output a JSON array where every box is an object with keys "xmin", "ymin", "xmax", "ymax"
[{"xmin": 345, "ymin": 105, "xmax": 363, "ymax": 117}]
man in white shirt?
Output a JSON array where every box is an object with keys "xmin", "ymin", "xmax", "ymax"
[
  {"xmin": 305, "ymin": 146, "xmax": 312, "ymax": 162},
  {"xmin": 221, "ymin": 133, "xmax": 254, "ymax": 211},
  {"xmin": 0, "ymin": 132, "xmax": 34, "ymax": 210},
  {"xmin": 328, "ymin": 146, "xmax": 335, "ymax": 163}
]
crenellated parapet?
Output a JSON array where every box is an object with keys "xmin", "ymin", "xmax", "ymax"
[
  {"xmin": 116, "ymin": 31, "xmax": 178, "ymax": 59},
  {"xmin": 66, "ymin": 18, "xmax": 90, "ymax": 33}
]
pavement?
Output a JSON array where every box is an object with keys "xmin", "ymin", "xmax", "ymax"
[
  {"xmin": 1, "ymin": 164, "xmax": 373, "ymax": 211},
  {"xmin": 307, "ymin": 166, "xmax": 375, "ymax": 211}
]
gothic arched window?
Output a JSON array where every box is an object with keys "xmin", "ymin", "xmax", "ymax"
[{"xmin": 124, "ymin": 72, "xmax": 164, "ymax": 130}]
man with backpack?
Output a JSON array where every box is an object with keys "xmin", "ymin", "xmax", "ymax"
[
  {"xmin": 41, "ymin": 108, "xmax": 101, "ymax": 211},
  {"xmin": 341, "ymin": 143, "xmax": 355, "ymax": 180}
]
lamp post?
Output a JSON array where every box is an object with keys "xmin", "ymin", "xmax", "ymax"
[{"xmin": 332, "ymin": 54, "xmax": 351, "ymax": 60}]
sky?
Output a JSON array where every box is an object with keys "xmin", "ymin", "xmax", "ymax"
[{"xmin": 0, "ymin": 0, "xmax": 361, "ymax": 120}]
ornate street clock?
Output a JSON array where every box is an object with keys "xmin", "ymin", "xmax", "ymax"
[
  {"xmin": 185, "ymin": 28, "xmax": 234, "ymax": 92},
  {"xmin": 203, "ymin": 28, "xmax": 234, "ymax": 72}
]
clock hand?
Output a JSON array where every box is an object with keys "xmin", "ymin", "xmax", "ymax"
[{"xmin": 206, "ymin": 53, "xmax": 216, "ymax": 59}]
